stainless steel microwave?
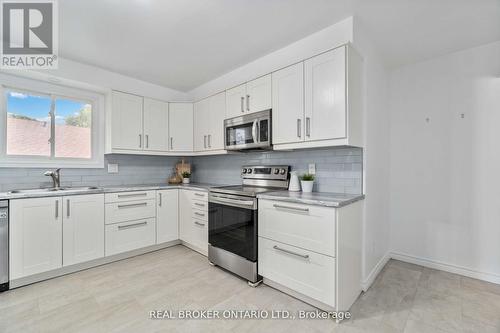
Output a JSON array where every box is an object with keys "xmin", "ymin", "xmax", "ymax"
[{"xmin": 224, "ymin": 110, "xmax": 271, "ymax": 151}]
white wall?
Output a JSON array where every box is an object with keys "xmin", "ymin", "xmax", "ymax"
[
  {"xmin": 389, "ymin": 41, "xmax": 500, "ymax": 283},
  {"xmin": 352, "ymin": 20, "xmax": 391, "ymax": 289},
  {"xmin": 187, "ymin": 17, "xmax": 354, "ymax": 101}
]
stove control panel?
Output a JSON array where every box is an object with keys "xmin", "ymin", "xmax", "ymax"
[{"xmin": 241, "ymin": 165, "xmax": 290, "ymax": 181}]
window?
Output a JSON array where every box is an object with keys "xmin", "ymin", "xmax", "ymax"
[{"xmin": 1, "ymin": 74, "xmax": 104, "ymax": 168}]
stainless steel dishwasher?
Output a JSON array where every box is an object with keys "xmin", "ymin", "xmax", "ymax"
[{"xmin": 0, "ymin": 201, "xmax": 8, "ymax": 292}]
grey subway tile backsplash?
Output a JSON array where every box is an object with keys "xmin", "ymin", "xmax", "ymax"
[{"xmin": 0, "ymin": 147, "xmax": 363, "ymax": 194}]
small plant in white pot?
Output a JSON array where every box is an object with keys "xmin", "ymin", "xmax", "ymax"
[
  {"xmin": 182, "ymin": 171, "xmax": 191, "ymax": 184},
  {"xmin": 300, "ymin": 173, "xmax": 315, "ymax": 193}
]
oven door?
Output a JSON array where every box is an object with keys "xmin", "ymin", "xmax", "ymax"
[
  {"xmin": 208, "ymin": 193, "xmax": 258, "ymax": 262},
  {"xmin": 224, "ymin": 110, "xmax": 271, "ymax": 150}
]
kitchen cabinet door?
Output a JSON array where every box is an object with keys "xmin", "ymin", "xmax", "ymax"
[
  {"xmin": 179, "ymin": 190, "xmax": 193, "ymax": 244},
  {"xmin": 225, "ymin": 83, "xmax": 246, "ymax": 119},
  {"xmin": 272, "ymin": 63, "xmax": 305, "ymax": 145},
  {"xmin": 169, "ymin": 103, "xmax": 194, "ymax": 152},
  {"xmin": 156, "ymin": 189, "xmax": 179, "ymax": 244},
  {"xmin": 305, "ymin": 47, "xmax": 346, "ymax": 141},
  {"xmin": 246, "ymin": 74, "xmax": 272, "ymax": 114},
  {"xmin": 193, "ymin": 98, "xmax": 210, "ymax": 151},
  {"xmin": 62, "ymin": 194, "xmax": 105, "ymax": 266},
  {"xmin": 10, "ymin": 197, "xmax": 62, "ymax": 279},
  {"xmin": 143, "ymin": 98, "xmax": 169, "ymax": 152},
  {"xmin": 208, "ymin": 91, "xmax": 226, "ymax": 150},
  {"xmin": 111, "ymin": 91, "xmax": 144, "ymax": 150}
]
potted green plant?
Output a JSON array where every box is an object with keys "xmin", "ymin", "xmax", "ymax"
[
  {"xmin": 300, "ymin": 173, "xmax": 315, "ymax": 193},
  {"xmin": 181, "ymin": 171, "xmax": 191, "ymax": 184}
]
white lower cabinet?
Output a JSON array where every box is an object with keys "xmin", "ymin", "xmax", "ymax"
[
  {"xmin": 258, "ymin": 237, "xmax": 336, "ymax": 307},
  {"xmin": 63, "ymin": 194, "xmax": 105, "ymax": 266},
  {"xmin": 179, "ymin": 189, "xmax": 208, "ymax": 255},
  {"xmin": 10, "ymin": 197, "xmax": 62, "ymax": 280},
  {"xmin": 105, "ymin": 219, "xmax": 156, "ymax": 256},
  {"xmin": 156, "ymin": 189, "xmax": 179, "ymax": 244},
  {"xmin": 258, "ymin": 199, "xmax": 362, "ymax": 312}
]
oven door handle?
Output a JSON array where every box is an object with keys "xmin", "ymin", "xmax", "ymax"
[
  {"xmin": 252, "ymin": 120, "xmax": 258, "ymax": 143},
  {"xmin": 211, "ymin": 196, "xmax": 256, "ymax": 207}
]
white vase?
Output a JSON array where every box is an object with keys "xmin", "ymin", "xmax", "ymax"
[
  {"xmin": 288, "ymin": 171, "xmax": 301, "ymax": 192},
  {"xmin": 182, "ymin": 178, "xmax": 190, "ymax": 184},
  {"xmin": 301, "ymin": 180, "xmax": 314, "ymax": 193}
]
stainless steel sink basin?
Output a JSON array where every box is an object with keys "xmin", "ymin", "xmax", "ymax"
[{"xmin": 8, "ymin": 186, "xmax": 100, "ymax": 194}]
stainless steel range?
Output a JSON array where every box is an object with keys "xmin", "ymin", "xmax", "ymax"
[{"xmin": 208, "ymin": 165, "xmax": 290, "ymax": 286}]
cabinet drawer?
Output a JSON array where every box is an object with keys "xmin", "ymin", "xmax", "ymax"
[
  {"xmin": 191, "ymin": 218, "xmax": 208, "ymax": 251},
  {"xmin": 258, "ymin": 237, "xmax": 335, "ymax": 307},
  {"xmin": 192, "ymin": 199, "xmax": 208, "ymax": 211},
  {"xmin": 185, "ymin": 190, "xmax": 208, "ymax": 202},
  {"xmin": 258, "ymin": 199, "xmax": 336, "ymax": 257},
  {"xmin": 192, "ymin": 209, "xmax": 208, "ymax": 221},
  {"xmin": 105, "ymin": 218, "xmax": 156, "ymax": 256},
  {"xmin": 105, "ymin": 199, "xmax": 156, "ymax": 224},
  {"xmin": 105, "ymin": 191, "xmax": 156, "ymax": 203}
]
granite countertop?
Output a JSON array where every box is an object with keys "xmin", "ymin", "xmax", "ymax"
[
  {"xmin": 257, "ymin": 191, "xmax": 365, "ymax": 208},
  {"xmin": 0, "ymin": 182, "xmax": 226, "ymax": 200}
]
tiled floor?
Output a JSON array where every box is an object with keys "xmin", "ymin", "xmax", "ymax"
[{"xmin": 1, "ymin": 245, "xmax": 499, "ymax": 333}]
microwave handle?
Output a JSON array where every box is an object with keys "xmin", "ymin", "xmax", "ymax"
[{"xmin": 252, "ymin": 120, "xmax": 258, "ymax": 143}]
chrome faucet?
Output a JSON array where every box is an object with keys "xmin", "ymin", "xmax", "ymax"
[{"xmin": 44, "ymin": 169, "xmax": 61, "ymax": 189}]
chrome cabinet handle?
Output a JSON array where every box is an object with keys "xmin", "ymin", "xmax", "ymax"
[
  {"xmin": 194, "ymin": 221, "xmax": 205, "ymax": 226},
  {"xmin": 306, "ymin": 117, "xmax": 311, "ymax": 137},
  {"xmin": 297, "ymin": 119, "xmax": 302, "ymax": 138},
  {"xmin": 145, "ymin": 134, "xmax": 149, "ymax": 148},
  {"xmin": 194, "ymin": 202, "xmax": 205, "ymax": 207},
  {"xmin": 273, "ymin": 204, "xmax": 309, "ymax": 213},
  {"xmin": 246, "ymin": 94, "xmax": 250, "ymax": 111},
  {"xmin": 208, "ymin": 134, "xmax": 211, "ymax": 148},
  {"xmin": 240, "ymin": 96, "xmax": 244, "ymax": 113},
  {"xmin": 55, "ymin": 200, "xmax": 59, "ymax": 219},
  {"xmin": 170, "ymin": 137, "xmax": 173, "ymax": 150},
  {"xmin": 117, "ymin": 193, "xmax": 147, "ymax": 198},
  {"xmin": 204, "ymin": 135, "xmax": 207, "ymax": 149},
  {"xmin": 117, "ymin": 202, "xmax": 147, "ymax": 209},
  {"xmin": 158, "ymin": 193, "xmax": 162, "ymax": 207},
  {"xmin": 194, "ymin": 193, "xmax": 205, "ymax": 197},
  {"xmin": 67, "ymin": 199, "xmax": 70, "ymax": 217},
  {"xmin": 139, "ymin": 134, "xmax": 142, "ymax": 148},
  {"xmin": 118, "ymin": 221, "xmax": 147, "ymax": 230},
  {"xmin": 194, "ymin": 212, "xmax": 205, "ymax": 217},
  {"xmin": 273, "ymin": 245, "xmax": 309, "ymax": 259}
]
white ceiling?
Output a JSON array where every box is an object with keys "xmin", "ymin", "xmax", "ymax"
[{"xmin": 60, "ymin": 0, "xmax": 500, "ymax": 92}]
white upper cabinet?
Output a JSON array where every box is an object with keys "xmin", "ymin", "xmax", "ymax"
[
  {"xmin": 305, "ymin": 47, "xmax": 346, "ymax": 141},
  {"xmin": 62, "ymin": 194, "xmax": 105, "ymax": 266},
  {"xmin": 111, "ymin": 91, "xmax": 143, "ymax": 150},
  {"xmin": 194, "ymin": 98, "xmax": 210, "ymax": 151},
  {"xmin": 143, "ymin": 98, "xmax": 169, "ymax": 152},
  {"xmin": 225, "ymin": 75, "xmax": 272, "ymax": 119},
  {"xmin": 10, "ymin": 197, "xmax": 62, "ymax": 280},
  {"xmin": 194, "ymin": 92, "xmax": 226, "ymax": 152},
  {"xmin": 169, "ymin": 103, "xmax": 194, "ymax": 152},
  {"xmin": 246, "ymin": 74, "xmax": 272, "ymax": 113},
  {"xmin": 273, "ymin": 45, "xmax": 363, "ymax": 149},
  {"xmin": 272, "ymin": 62, "xmax": 304, "ymax": 145}
]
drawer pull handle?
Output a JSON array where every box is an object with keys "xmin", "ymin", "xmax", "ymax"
[
  {"xmin": 117, "ymin": 202, "xmax": 148, "ymax": 209},
  {"xmin": 194, "ymin": 212, "xmax": 205, "ymax": 217},
  {"xmin": 118, "ymin": 221, "xmax": 148, "ymax": 230},
  {"xmin": 273, "ymin": 245, "xmax": 309, "ymax": 259},
  {"xmin": 194, "ymin": 221, "xmax": 205, "ymax": 226},
  {"xmin": 194, "ymin": 193, "xmax": 205, "ymax": 197},
  {"xmin": 194, "ymin": 203, "xmax": 205, "ymax": 207},
  {"xmin": 117, "ymin": 193, "xmax": 148, "ymax": 198},
  {"xmin": 273, "ymin": 204, "xmax": 309, "ymax": 213}
]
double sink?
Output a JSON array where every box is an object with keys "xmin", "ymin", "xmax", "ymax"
[{"xmin": 8, "ymin": 186, "xmax": 100, "ymax": 195}]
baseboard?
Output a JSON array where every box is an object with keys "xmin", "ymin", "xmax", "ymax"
[
  {"xmin": 361, "ymin": 252, "xmax": 390, "ymax": 291},
  {"xmin": 391, "ymin": 251, "xmax": 500, "ymax": 285}
]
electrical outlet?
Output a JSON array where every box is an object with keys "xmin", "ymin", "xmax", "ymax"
[
  {"xmin": 308, "ymin": 163, "xmax": 316, "ymax": 175},
  {"xmin": 107, "ymin": 163, "xmax": 119, "ymax": 173}
]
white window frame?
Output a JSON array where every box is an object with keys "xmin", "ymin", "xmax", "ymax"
[{"xmin": 0, "ymin": 73, "xmax": 105, "ymax": 168}]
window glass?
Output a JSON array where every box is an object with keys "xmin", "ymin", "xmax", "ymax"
[
  {"xmin": 6, "ymin": 91, "xmax": 52, "ymax": 157},
  {"xmin": 54, "ymin": 99, "xmax": 92, "ymax": 159}
]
